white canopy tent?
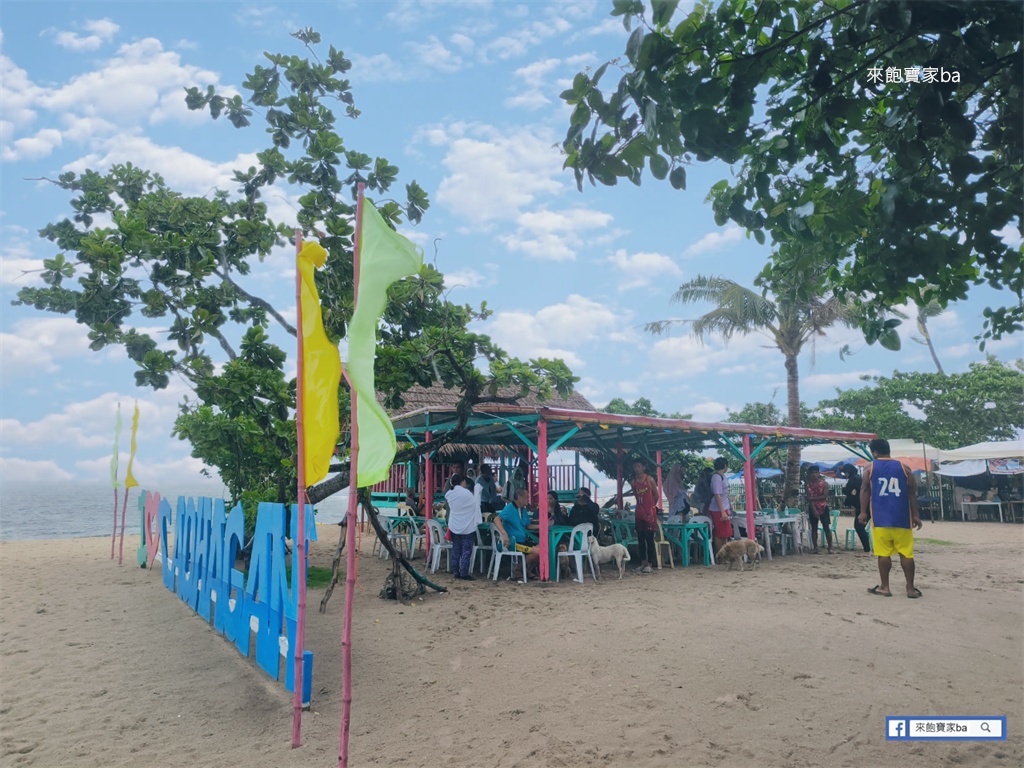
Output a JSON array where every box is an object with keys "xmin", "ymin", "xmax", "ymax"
[
  {"xmin": 800, "ymin": 439, "xmax": 940, "ymax": 466},
  {"xmin": 936, "ymin": 440, "xmax": 1024, "ymax": 462}
]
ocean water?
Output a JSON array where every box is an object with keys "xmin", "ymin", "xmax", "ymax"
[{"xmin": 0, "ymin": 483, "xmax": 350, "ymax": 541}]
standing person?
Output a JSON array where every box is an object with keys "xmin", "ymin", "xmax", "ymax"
[
  {"xmin": 862, "ymin": 438, "xmax": 922, "ymax": 598},
  {"xmin": 842, "ymin": 465, "xmax": 871, "ymax": 557},
  {"xmin": 475, "ymin": 464, "xmax": 501, "ymax": 517},
  {"xmin": 666, "ymin": 463, "xmax": 690, "ymax": 521},
  {"xmin": 444, "ymin": 473, "xmax": 481, "ymax": 581},
  {"xmin": 708, "ymin": 457, "xmax": 734, "ymax": 554},
  {"xmin": 693, "ymin": 466, "xmax": 715, "ymax": 515},
  {"xmin": 630, "ymin": 460, "xmax": 658, "ymax": 574},
  {"xmin": 805, "ymin": 466, "xmax": 834, "ymax": 554}
]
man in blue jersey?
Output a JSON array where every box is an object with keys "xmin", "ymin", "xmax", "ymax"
[{"xmin": 860, "ymin": 438, "xmax": 923, "ymax": 598}]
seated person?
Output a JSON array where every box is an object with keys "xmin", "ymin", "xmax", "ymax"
[
  {"xmin": 402, "ymin": 487, "xmax": 422, "ymax": 515},
  {"xmin": 546, "ymin": 490, "xmax": 571, "ymax": 527},
  {"xmin": 493, "ymin": 488, "xmax": 542, "ymax": 578},
  {"xmin": 568, "ymin": 487, "xmax": 601, "ymax": 530}
]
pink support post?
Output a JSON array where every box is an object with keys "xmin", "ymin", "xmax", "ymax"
[
  {"xmin": 656, "ymin": 450, "xmax": 663, "ymax": 512},
  {"xmin": 743, "ymin": 434, "xmax": 756, "ymax": 541},
  {"xmin": 424, "ymin": 431, "xmax": 433, "ymax": 562},
  {"xmin": 424, "ymin": 431, "xmax": 433, "ymax": 522},
  {"xmin": 292, "ymin": 229, "xmax": 308, "ymax": 748},
  {"xmin": 338, "ymin": 186, "xmax": 366, "ymax": 768},
  {"xmin": 616, "ymin": 443, "xmax": 624, "ymax": 509},
  {"xmin": 537, "ymin": 419, "xmax": 549, "ymax": 582},
  {"xmin": 527, "ymin": 449, "xmax": 535, "ymax": 511},
  {"xmin": 117, "ymin": 487, "xmax": 130, "ymax": 565},
  {"xmin": 111, "ymin": 488, "xmax": 119, "ymax": 559}
]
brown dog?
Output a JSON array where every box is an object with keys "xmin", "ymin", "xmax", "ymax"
[{"xmin": 716, "ymin": 538, "xmax": 764, "ymax": 571}]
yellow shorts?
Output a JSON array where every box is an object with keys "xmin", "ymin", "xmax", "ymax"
[{"xmin": 873, "ymin": 527, "xmax": 914, "ymax": 558}]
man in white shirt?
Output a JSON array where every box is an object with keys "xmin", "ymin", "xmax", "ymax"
[{"xmin": 445, "ymin": 473, "xmax": 482, "ymax": 581}]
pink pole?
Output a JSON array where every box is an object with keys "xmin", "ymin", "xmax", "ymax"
[
  {"xmin": 424, "ymin": 431, "xmax": 433, "ymax": 561},
  {"xmin": 537, "ymin": 419, "xmax": 549, "ymax": 581},
  {"xmin": 616, "ymin": 443, "xmax": 624, "ymax": 509},
  {"xmin": 743, "ymin": 434, "xmax": 756, "ymax": 538},
  {"xmin": 338, "ymin": 184, "xmax": 366, "ymax": 768},
  {"xmin": 292, "ymin": 229, "xmax": 308, "ymax": 747},
  {"xmin": 424, "ymin": 432, "xmax": 433, "ymax": 522},
  {"xmin": 656, "ymin": 450, "xmax": 663, "ymax": 512},
  {"xmin": 117, "ymin": 487, "xmax": 130, "ymax": 565},
  {"xmin": 111, "ymin": 488, "xmax": 119, "ymax": 559}
]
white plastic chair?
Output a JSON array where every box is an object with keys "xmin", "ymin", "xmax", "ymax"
[
  {"xmin": 488, "ymin": 523, "xmax": 527, "ymax": 583},
  {"xmin": 472, "ymin": 525, "xmax": 494, "ymax": 575},
  {"xmin": 425, "ymin": 519, "xmax": 452, "ymax": 574},
  {"xmin": 556, "ymin": 523, "xmax": 597, "ymax": 582}
]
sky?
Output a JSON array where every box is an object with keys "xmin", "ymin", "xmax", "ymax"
[{"xmin": 1, "ymin": 0, "xmax": 1021, "ymax": 493}]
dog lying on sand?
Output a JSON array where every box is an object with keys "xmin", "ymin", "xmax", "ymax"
[
  {"xmin": 588, "ymin": 535, "xmax": 631, "ymax": 579},
  {"xmin": 716, "ymin": 538, "xmax": 764, "ymax": 571}
]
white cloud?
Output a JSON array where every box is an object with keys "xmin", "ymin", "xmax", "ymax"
[
  {"xmin": 499, "ymin": 208, "xmax": 612, "ymax": 261},
  {"xmin": 74, "ymin": 454, "xmax": 223, "ymax": 490},
  {"xmin": 995, "ymin": 223, "xmax": 1023, "ymax": 247},
  {"xmin": 444, "ymin": 268, "xmax": 485, "ymax": 289},
  {"xmin": 682, "ymin": 224, "xmax": 743, "ymax": 258},
  {"xmin": 485, "ymin": 294, "xmax": 629, "ymax": 365},
  {"xmin": 648, "ymin": 332, "xmax": 778, "ymax": 381},
  {"xmin": 409, "ymin": 36, "xmax": 464, "ymax": 73},
  {"xmin": 449, "ymin": 33, "xmax": 475, "ymax": 54},
  {"xmin": 349, "ymin": 53, "xmax": 409, "ymax": 83},
  {"xmin": 689, "ymin": 401, "xmax": 730, "ymax": 422},
  {"xmin": 505, "ymin": 53, "xmax": 595, "ymax": 111},
  {"xmin": 606, "ymin": 248, "xmax": 682, "ymax": 289},
  {"xmin": 63, "ymin": 135, "xmax": 258, "ymax": 199},
  {"xmin": 427, "ymin": 123, "xmax": 565, "ymax": 223},
  {"xmin": 0, "ymin": 457, "xmax": 73, "ymax": 483},
  {"xmin": 0, "ymin": 317, "xmax": 94, "ymax": 379},
  {"xmin": 803, "ymin": 369, "xmax": 880, "ymax": 390},
  {"xmin": 49, "ymin": 18, "xmax": 120, "ymax": 52},
  {"xmin": 1, "ymin": 127, "xmax": 62, "ymax": 161}
]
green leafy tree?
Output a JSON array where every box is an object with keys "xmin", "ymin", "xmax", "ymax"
[
  {"xmin": 598, "ymin": 397, "xmax": 707, "ymax": 488},
  {"xmin": 561, "ymin": 0, "xmax": 1023, "ymax": 346},
  {"xmin": 807, "ymin": 357, "xmax": 1024, "ymax": 448},
  {"xmin": 647, "ymin": 271, "xmax": 855, "ymax": 504},
  {"xmin": 14, "ymin": 31, "xmax": 578, "ymax": 516}
]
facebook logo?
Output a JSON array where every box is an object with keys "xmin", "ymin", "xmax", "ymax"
[{"xmin": 887, "ymin": 718, "xmax": 909, "ymax": 739}]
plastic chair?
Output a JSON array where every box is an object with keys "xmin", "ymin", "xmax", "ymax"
[
  {"xmin": 472, "ymin": 525, "xmax": 494, "ymax": 575},
  {"xmin": 488, "ymin": 523, "xmax": 527, "ymax": 583},
  {"xmin": 845, "ymin": 519, "xmax": 872, "ymax": 551},
  {"xmin": 818, "ymin": 510, "xmax": 840, "ymax": 549},
  {"xmin": 653, "ymin": 521, "xmax": 675, "ymax": 570},
  {"xmin": 610, "ymin": 519, "xmax": 638, "ymax": 550},
  {"xmin": 688, "ymin": 516, "xmax": 716, "ymax": 565},
  {"xmin": 425, "ymin": 519, "xmax": 452, "ymax": 573},
  {"xmin": 555, "ymin": 523, "xmax": 597, "ymax": 582}
]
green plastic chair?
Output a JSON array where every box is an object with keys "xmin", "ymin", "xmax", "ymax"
[
  {"xmin": 845, "ymin": 519, "xmax": 872, "ymax": 551},
  {"xmin": 818, "ymin": 510, "xmax": 841, "ymax": 548}
]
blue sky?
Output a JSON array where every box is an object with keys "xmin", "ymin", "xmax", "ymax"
[{"xmin": 1, "ymin": 1, "xmax": 1021, "ymax": 492}]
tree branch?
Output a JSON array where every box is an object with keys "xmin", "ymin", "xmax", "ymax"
[
  {"xmin": 217, "ymin": 268, "xmax": 297, "ymax": 336},
  {"xmin": 208, "ymin": 327, "xmax": 237, "ymax": 360}
]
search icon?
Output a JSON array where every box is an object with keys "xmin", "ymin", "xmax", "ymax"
[{"xmin": 981, "ymin": 723, "xmax": 991, "ymax": 733}]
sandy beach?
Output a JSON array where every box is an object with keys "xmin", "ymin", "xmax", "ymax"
[{"xmin": 2, "ymin": 518, "xmax": 1021, "ymax": 768}]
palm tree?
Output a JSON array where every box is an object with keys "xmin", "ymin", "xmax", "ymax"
[
  {"xmin": 646, "ymin": 274, "xmax": 856, "ymax": 505},
  {"xmin": 913, "ymin": 299, "xmax": 946, "ymax": 375}
]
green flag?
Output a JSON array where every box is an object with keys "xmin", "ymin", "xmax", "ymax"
[{"xmin": 349, "ymin": 200, "xmax": 423, "ymax": 488}]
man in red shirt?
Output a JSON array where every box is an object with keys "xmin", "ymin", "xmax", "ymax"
[
  {"xmin": 805, "ymin": 466, "xmax": 834, "ymax": 554},
  {"xmin": 631, "ymin": 460, "xmax": 658, "ymax": 574}
]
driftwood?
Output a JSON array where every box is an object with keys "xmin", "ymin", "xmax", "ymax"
[{"xmin": 319, "ymin": 491, "xmax": 447, "ymax": 613}]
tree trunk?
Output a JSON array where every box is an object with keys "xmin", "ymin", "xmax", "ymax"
[
  {"xmin": 783, "ymin": 352, "xmax": 802, "ymax": 507},
  {"xmin": 918, "ymin": 317, "xmax": 946, "ymax": 375}
]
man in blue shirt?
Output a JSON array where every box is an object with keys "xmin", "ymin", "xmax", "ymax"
[
  {"xmin": 860, "ymin": 438, "xmax": 922, "ymax": 598},
  {"xmin": 493, "ymin": 488, "xmax": 541, "ymax": 578},
  {"xmin": 475, "ymin": 464, "xmax": 502, "ymax": 516}
]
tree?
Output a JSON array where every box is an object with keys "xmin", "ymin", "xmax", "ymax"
[
  {"xmin": 598, "ymin": 397, "xmax": 707, "ymax": 487},
  {"xmin": 561, "ymin": 0, "xmax": 1023, "ymax": 346},
  {"xmin": 647, "ymin": 270, "xmax": 855, "ymax": 504},
  {"xmin": 807, "ymin": 357, "xmax": 1024, "ymax": 449},
  {"xmin": 13, "ymin": 33, "xmax": 577, "ymax": 544}
]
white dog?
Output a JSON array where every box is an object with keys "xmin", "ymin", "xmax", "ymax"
[{"xmin": 588, "ymin": 535, "xmax": 631, "ymax": 580}]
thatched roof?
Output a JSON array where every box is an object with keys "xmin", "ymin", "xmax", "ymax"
[{"xmin": 383, "ymin": 383, "xmax": 594, "ymax": 418}]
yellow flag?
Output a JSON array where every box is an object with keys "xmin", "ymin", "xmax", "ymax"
[
  {"xmin": 298, "ymin": 241, "xmax": 342, "ymax": 485},
  {"xmin": 124, "ymin": 402, "xmax": 140, "ymax": 489},
  {"xmin": 349, "ymin": 202, "xmax": 423, "ymax": 488},
  {"xmin": 110, "ymin": 403, "xmax": 122, "ymax": 489}
]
